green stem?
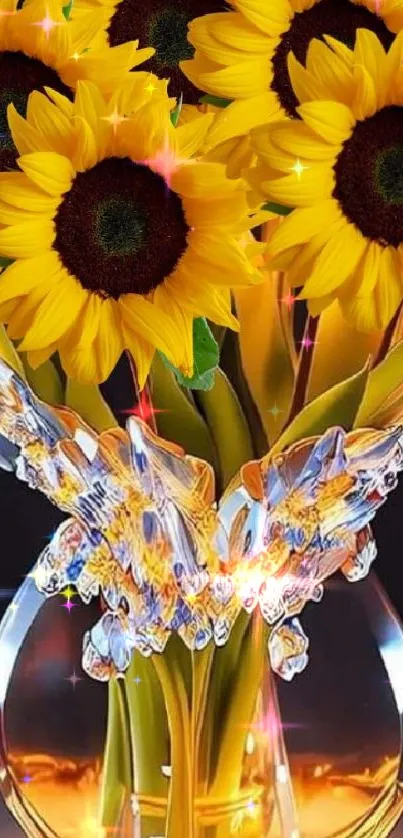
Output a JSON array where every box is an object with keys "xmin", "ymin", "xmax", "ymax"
[
  {"xmin": 99, "ymin": 679, "xmax": 132, "ymax": 828},
  {"xmin": 124, "ymin": 652, "xmax": 169, "ymax": 836},
  {"xmin": 211, "ymin": 616, "xmax": 268, "ymax": 799},
  {"xmin": 152, "ymin": 651, "xmax": 195, "ymax": 838}
]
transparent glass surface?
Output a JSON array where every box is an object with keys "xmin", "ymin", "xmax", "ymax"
[{"xmin": 0, "ymin": 572, "xmax": 402, "ymax": 838}]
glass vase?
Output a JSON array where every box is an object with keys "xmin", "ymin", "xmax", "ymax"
[{"xmin": 1, "ymin": 571, "xmax": 403, "ymax": 838}]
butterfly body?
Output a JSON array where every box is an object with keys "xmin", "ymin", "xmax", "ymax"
[{"xmin": 0, "ymin": 359, "xmax": 401, "ymax": 681}]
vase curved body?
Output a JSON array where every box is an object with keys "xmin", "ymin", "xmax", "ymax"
[{"xmin": 0, "ymin": 571, "xmax": 403, "ymax": 838}]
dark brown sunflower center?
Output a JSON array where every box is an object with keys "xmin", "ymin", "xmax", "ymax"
[
  {"xmin": 271, "ymin": 0, "xmax": 394, "ymax": 117},
  {"xmin": 333, "ymin": 106, "xmax": 403, "ymax": 247},
  {"xmin": 0, "ymin": 51, "xmax": 72, "ymax": 172},
  {"xmin": 54, "ymin": 157, "xmax": 190, "ymax": 298},
  {"xmin": 107, "ymin": 0, "xmax": 229, "ymax": 103}
]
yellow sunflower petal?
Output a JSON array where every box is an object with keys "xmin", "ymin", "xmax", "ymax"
[
  {"xmin": 0, "ymin": 172, "xmax": 57, "ymax": 212},
  {"xmin": 71, "ymin": 299, "xmax": 123, "ymax": 381},
  {"xmin": 206, "ymin": 12, "xmax": 276, "ymax": 52},
  {"xmin": 0, "ymin": 219, "xmax": 55, "ymax": 258},
  {"xmin": 342, "ymin": 246, "xmax": 402, "ymax": 331},
  {"xmin": 17, "ymin": 152, "xmax": 76, "ymax": 196},
  {"xmin": 175, "ymin": 112, "xmax": 215, "ymax": 158},
  {"xmin": 353, "ymin": 29, "xmax": 387, "ymax": 105},
  {"xmin": 173, "ymin": 161, "xmax": 245, "ymax": 199},
  {"xmin": 68, "ymin": 9, "xmax": 112, "ymax": 54},
  {"xmin": 299, "ymin": 222, "xmax": 367, "ymax": 298},
  {"xmin": 7, "ymin": 276, "xmax": 62, "ymax": 340},
  {"xmin": 26, "ymin": 345, "xmax": 59, "ymax": 370},
  {"xmin": 296, "ymin": 100, "xmax": 355, "ymax": 144},
  {"xmin": 187, "ymin": 231, "xmax": 259, "ymax": 283},
  {"xmin": 153, "ymin": 284, "xmax": 194, "ymax": 375},
  {"xmin": 18, "ymin": 275, "xmax": 87, "ymax": 350},
  {"xmin": 0, "ymin": 199, "xmax": 54, "ymax": 226},
  {"xmin": 262, "ymin": 164, "xmax": 334, "ymax": 206},
  {"xmin": 165, "ymin": 273, "xmax": 239, "ymax": 330},
  {"xmin": 351, "ymin": 64, "xmax": 377, "ymax": 120},
  {"xmin": 267, "ymin": 200, "xmax": 341, "ymax": 255},
  {"xmin": 7, "ymin": 104, "xmax": 45, "ymax": 155},
  {"xmin": 184, "ymin": 193, "xmax": 252, "ymax": 229},
  {"xmin": 270, "ymin": 121, "xmax": 341, "ymax": 159},
  {"xmin": 205, "ymin": 92, "xmax": 280, "ymax": 152},
  {"xmin": 233, "ymin": 0, "xmax": 291, "ymax": 36},
  {"xmin": 182, "ymin": 55, "xmax": 270, "ymax": 99},
  {"xmin": 122, "ymin": 329, "xmax": 155, "ymax": 391},
  {"xmin": 0, "ymin": 251, "xmax": 61, "ymax": 303},
  {"xmin": 119, "ymin": 294, "xmax": 184, "ymax": 367},
  {"xmin": 305, "ymin": 38, "xmax": 354, "ymax": 103},
  {"xmin": 287, "ymin": 51, "xmax": 328, "ymax": 104},
  {"xmin": 26, "ymin": 91, "xmax": 73, "ymax": 156}
]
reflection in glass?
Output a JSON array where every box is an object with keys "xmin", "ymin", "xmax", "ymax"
[{"xmin": 1, "ymin": 572, "xmax": 403, "ymax": 836}]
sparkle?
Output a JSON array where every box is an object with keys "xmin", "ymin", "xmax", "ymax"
[
  {"xmin": 291, "ymin": 158, "xmax": 309, "ymax": 179},
  {"xmin": 268, "ymin": 403, "xmax": 283, "ymax": 419},
  {"xmin": 66, "ymin": 670, "xmax": 82, "ymax": 688},
  {"xmin": 60, "ymin": 585, "xmax": 77, "ymax": 601},
  {"xmin": 280, "ymin": 291, "xmax": 296, "ymax": 310},
  {"xmin": 133, "ymin": 675, "xmax": 142, "ymax": 685},
  {"xmin": 100, "ymin": 107, "xmax": 129, "ymax": 136},
  {"xmin": 21, "ymin": 774, "xmax": 32, "ymax": 784},
  {"xmin": 300, "ymin": 335, "xmax": 315, "ymax": 350},
  {"xmin": 144, "ymin": 77, "xmax": 158, "ymax": 95},
  {"xmin": 144, "ymin": 134, "xmax": 190, "ymax": 187},
  {"xmin": 32, "ymin": 10, "xmax": 63, "ymax": 37},
  {"xmin": 71, "ymin": 51, "xmax": 81, "ymax": 61},
  {"xmin": 62, "ymin": 599, "xmax": 76, "ymax": 613},
  {"xmin": 121, "ymin": 390, "xmax": 165, "ymax": 423}
]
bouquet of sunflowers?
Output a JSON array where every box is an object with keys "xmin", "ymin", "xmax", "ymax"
[{"xmin": 1, "ymin": 0, "xmax": 403, "ymax": 836}]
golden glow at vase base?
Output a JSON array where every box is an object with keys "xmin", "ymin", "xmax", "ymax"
[{"xmin": 7, "ymin": 752, "xmax": 403, "ymax": 837}]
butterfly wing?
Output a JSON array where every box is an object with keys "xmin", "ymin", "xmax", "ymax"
[{"xmin": 223, "ymin": 424, "xmax": 403, "ymax": 679}]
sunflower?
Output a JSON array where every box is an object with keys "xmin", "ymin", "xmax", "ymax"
[
  {"xmin": 71, "ymin": 0, "xmax": 233, "ymax": 104},
  {"xmin": 248, "ymin": 29, "xmax": 403, "ymax": 331},
  {"xmin": 181, "ymin": 0, "xmax": 403, "ymax": 120},
  {"xmin": 0, "ymin": 77, "xmax": 263, "ymax": 387},
  {"xmin": 0, "ymin": 0, "xmax": 154, "ymax": 172}
]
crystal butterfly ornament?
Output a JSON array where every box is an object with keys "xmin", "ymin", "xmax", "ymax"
[{"xmin": 0, "ymin": 358, "xmax": 402, "ymax": 684}]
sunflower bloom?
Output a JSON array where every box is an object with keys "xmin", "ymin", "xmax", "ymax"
[
  {"xmin": 249, "ymin": 30, "xmax": 403, "ymax": 331},
  {"xmin": 182, "ymin": 0, "xmax": 403, "ymax": 120},
  {"xmin": 71, "ymin": 0, "xmax": 232, "ymax": 103},
  {"xmin": 0, "ymin": 78, "xmax": 262, "ymax": 387},
  {"xmin": 0, "ymin": 0, "xmax": 154, "ymax": 172}
]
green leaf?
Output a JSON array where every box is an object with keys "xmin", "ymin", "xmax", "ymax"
[
  {"xmin": 149, "ymin": 353, "xmax": 219, "ymax": 470},
  {"xmin": 262, "ymin": 201, "xmax": 293, "ymax": 217},
  {"xmin": 199, "ymin": 95, "xmax": 233, "ymax": 108},
  {"xmin": 354, "ymin": 340, "xmax": 403, "ymax": 428},
  {"xmin": 161, "ymin": 318, "xmax": 219, "ymax": 391},
  {"xmin": 65, "ymin": 378, "xmax": 118, "ymax": 432},
  {"xmin": 271, "ymin": 361, "xmax": 370, "ymax": 455},
  {"xmin": 21, "ymin": 356, "xmax": 64, "ymax": 406},
  {"xmin": 170, "ymin": 94, "xmax": 183, "ymax": 127},
  {"xmin": 62, "ymin": 0, "xmax": 73, "ymax": 19}
]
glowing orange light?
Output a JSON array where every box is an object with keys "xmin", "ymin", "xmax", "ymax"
[
  {"xmin": 281, "ymin": 291, "xmax": 296, "ymax": 310},
  {"xmin": 32, "ymin": 10, "xmax": 62, "ymax": 37},
  {"xmin": 100, "ymin": 108, "xmax": 128, "ymax": 136},
  {"xmin": 144, "ymin": 134, "xmax": 190, "ymax": 187}
]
